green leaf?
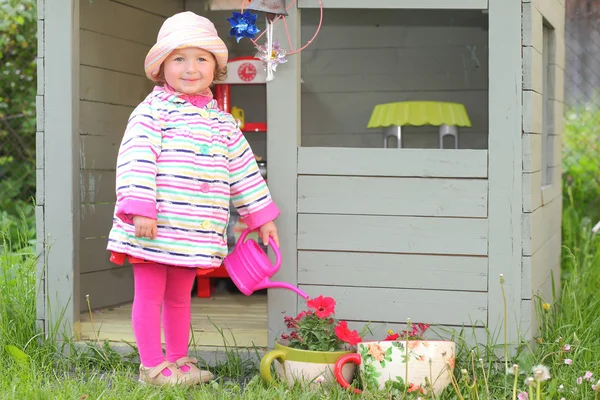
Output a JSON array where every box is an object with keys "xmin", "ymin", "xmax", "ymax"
[{"xmin": 5, "ymin": 345, "xmax": 29, "ymax": 365}]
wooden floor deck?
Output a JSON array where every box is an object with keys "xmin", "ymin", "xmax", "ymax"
[{"xmin": 77, "ymin": 293, "xmax": 268, "ymax": 350}]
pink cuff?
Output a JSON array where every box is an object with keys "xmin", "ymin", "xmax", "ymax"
[
  {"xmin": 115, "ymin": 199, "xmax": 157, "ymax": 224},
  {"xmin": 242, "ymin": 201, "xmax": 280, "ymax": 230}
]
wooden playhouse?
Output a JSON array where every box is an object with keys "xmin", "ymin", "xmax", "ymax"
[{"xmin": 35, "ymin": 0, "xmax": 565, "ymax": 356}]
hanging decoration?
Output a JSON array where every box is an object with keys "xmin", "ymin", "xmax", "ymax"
[
  {"xmin": 227, "ymin": 0, "xmax": 324, "ymax": 81},
  {"xmin": 227, "ymin": 10, "xmax": 260, "ymax": 42},
  {"xmin": 255, "ymin": 40, "xmax": 287, "ymax": 78}
]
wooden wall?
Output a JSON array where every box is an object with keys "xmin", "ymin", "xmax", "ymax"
[
  {"xmin": 78, "ymin": 0, "xmax": 184, "ymax": 311},
  {"xmin": 295, "ymin": 147, "xmax": 489, "ymax": 340},
  {"xmin": 300, "ymin": 9, "xmax": 489, "ymax": 149},
  {"xmin": 520, "ymin": 0, "xmax": 565, "ymax": 335}
]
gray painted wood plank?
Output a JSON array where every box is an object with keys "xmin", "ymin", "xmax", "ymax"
[
  {"xmin": 36, "ymin": 132, "xmax": 44, "ymax": 169},
  {"xmin": 298, "ymin": 0, "xmax": 488, "ymax": 9},
  {"xmin": 37, "ymin": 58, "xmax": 44, "ymax": 95},
  {"xmin": 536, "ymin": 0, "xmax": 565, "ymax": 33},
  {"xmin": 520, "ymin": 299, "xmax": 537, "ymax": 340},
  {"xmin": 301, "ymin": 72, "xmax": 488, "ymax": 94},
  {"xmin": 38, "ymin": 0, "xmax": 44, "ymax": 19},
  {"xmin": 521, "ymin": 232, "xmax": 561, "ymax": 299},
  {"xmin": 302, "ymin": 46, "xmax": 488, "ymax": 77},
  {"xmin": 298, "ymin": 148, "xmax": 488, "ymax": 178},
  {"xmin": 37, "ymin": 20, "xmax": 44, "ymax": 58},
  {"xmin": 298, "ymin": 214, "xmax": 488, "ymax": 256},
  {"xmin": 36, "ymin": 168, "xmax": 44, "ymax": 206},
  {"xmin": 80, "ymin": 101, "xmax": 131, "ymax": 137},
  {"xmin": 302, "ymin": 44, "xmax": 489, "ymax": 77},
  {"xmin": 80, "ymin": 170, "xmax": 116, "ymax": 204},
  {"xmin": 80, "ymin": 66, "xmax": 153, "ymax": 107},
  {"xmin": 80, "ymin": 0, "xmax": 165, "ymax": 46},
  {"xmin": 80, "ymin": 134, "xmax": 120, "ymax": 170},
  {"xmin": 486, "ymin": 0, "xmax": 522, "ymax": 346},
  {"xmin": 266, "ymin": 4, "xmax": 300, "ymax": 347},
  {"xmin": 297, "ymin": 285, "xmax": 488, "ymax": 327},
  {"xmin": 522, "ymin": 195, "xmax": 562, "ymax": 256},
  {"xmin": 523, "ymin": 47, "xmax": 543, "ymax": 94},
  {"xmin": 301, "ymin": 130, "xmax": 488, "ymax": 150},
  {"xmin": 298, "ymin": 176, "xmax": 488, "ymax": 218},
  {"xmin": 522, "ymin": 171, "xmax": 542, "ymax": 213},
  {"xmin": 301, "ymin": 9, "xmax": 489, "ymax": 50},
  {"xmin": 541, "ymin": 168, "xmax": 562, "ymax": 205},
  {"xmin": 301, "ymin": 90, "xmax": 488, "ymax": 136},
  {"xmin": 80, "ymin": 237, "xmax": 114, "ymax": 274},
  {"xmin": 80, "ymin": 29, "xmax": 149, "ymax": 77},
  {"xmin": 80, "ymin": 266, "xmax": 134, "ymax": 311},
  {"xmin": 36, "ymin": 95, "xmax": 44, "ymax": 131},
  {"xmin": 43, "ymin": 0, "xmax": 81, "ymax": 330},
  {"xmin": 298, "ymin": 251, "xmax": 488, "ymax": 291},
  {"xmin": 522, "ymin": 3, "xmax": 543, "ymax": 52},
  {"xmin": 347, "ymin": 321, "xmax": 490, "ymax": 348},
  {"xmin": 523, "ymin": 90, "xmax": 543, "ymax": 134},
  {"xmin": 117, "ymin": 0, "xmax": 184, "ymax": 17},
  {"xmin": 522, "ymin": 133, "xmax": 542, "ymax": 173},
  {"xmin": 80, "ymin": 203, "xmax": 115, "ymax": 239}
]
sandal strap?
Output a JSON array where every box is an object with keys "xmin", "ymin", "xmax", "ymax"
[
  {"xmin": 175, "ymin": 356, "xmax": 198, "ymax": 367},
  {"xmin": 147, "ymin": 361, "xmax": 175, "ymax": 379}
]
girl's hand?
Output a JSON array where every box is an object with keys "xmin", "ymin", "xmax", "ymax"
[
  {"xmin": 132, "ymin": 216, "xmax": 158, "ymax": 239},
  {"xmin": 259, "ymin": 221, "xmax": 279, "ymax": 247}
]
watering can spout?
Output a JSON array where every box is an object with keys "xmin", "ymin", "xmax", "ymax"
[{"xmin": 255, "ymin": 279, "xmax": 309, "ymax": 299}]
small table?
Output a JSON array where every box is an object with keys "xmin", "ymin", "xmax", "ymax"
[{"xmin": 367, "ymin": 101, "xmax": 472, "ymax": 149}]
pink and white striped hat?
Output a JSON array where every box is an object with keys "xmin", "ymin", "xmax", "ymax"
[{"xmin": 144, "ymin": 12, "xmax": 228, "ymax": 82}]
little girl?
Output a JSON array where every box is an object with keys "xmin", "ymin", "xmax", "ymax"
[{"xmin": 106, "ymin": 11, "xmax": 280, "ymax": 387}]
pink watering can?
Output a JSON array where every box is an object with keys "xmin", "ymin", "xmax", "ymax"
[{"xmin": 223, "ymin": 229, "xmax": 309, "ymax": 299}]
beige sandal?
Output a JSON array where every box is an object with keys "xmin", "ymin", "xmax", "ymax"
[
  {"xmin": 175, "ymin": 356, "xmax": 215, "ymax": 384},
  {"xmin": 138, "ymin": 361, "xmax": 196, "ymax": 387}
]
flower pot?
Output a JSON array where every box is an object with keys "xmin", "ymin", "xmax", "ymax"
[
  {"xmin": 335, "ymin": 340, "xmax": 456, "ymax": 395},
  {"xmin": 260, "ymin": 341, "xmax": 356, "ymax": 388}
]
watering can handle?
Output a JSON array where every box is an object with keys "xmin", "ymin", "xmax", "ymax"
[
  {"xmin": 268, "ymin": 237, "xmax": 282, "ymax": 273},
  {"xmin": 237, "ymin": 228, "xmax": 282, "ymax": 272},
  {"xmin": 237, "ymin": 228, "xmax": 251, "ymax": 248}
]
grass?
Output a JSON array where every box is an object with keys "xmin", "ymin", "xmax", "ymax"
[
  {"xmin": 1, "ymin": 112, "xmax": 599, "ymax": 399},
  {"xmin": 3, "ymin": 205, "xmax": 599, "ymax": 399}
]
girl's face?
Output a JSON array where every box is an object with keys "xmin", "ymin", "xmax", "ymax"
[{"xmin": 163, "ymin": 47, "xmax": 216, "ymax": 94}]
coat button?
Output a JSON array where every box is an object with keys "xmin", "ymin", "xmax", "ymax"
[
  {"xmin": 200, "ymin": 183, "xmax": 210, "ymax": 193},
  {"xmin": 202, "ymin": 220, "xmax": 211, "ymax": 229},
  {"xmin": 200, "ymin": 144, "xmax": 210, "ymax": 154}
]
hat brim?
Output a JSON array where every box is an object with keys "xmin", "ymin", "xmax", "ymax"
[{"xmin": 144, "ymin": 34, "xmax": 228, "ymax": 82}]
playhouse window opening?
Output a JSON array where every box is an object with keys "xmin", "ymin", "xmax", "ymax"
[
  {"xmin": 299, "ymin": 8, "xmax": 489, "ymax": 150},
  {"xmin": 542, "ymin": 20, "xmax": 556, "ymax": 187}
]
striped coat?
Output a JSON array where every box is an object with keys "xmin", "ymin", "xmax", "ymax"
[{"xmin": 106, "ymin": 87, "xmax": 280, "ymax": 268}]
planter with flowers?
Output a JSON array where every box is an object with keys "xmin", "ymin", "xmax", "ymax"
[
  {"xmin": 259, "ymin": 295, "xmax": 366, "ymax": 388},
  {"xmin": 335, "ymin": 320, "xmax": 456, "ymax": 396}
]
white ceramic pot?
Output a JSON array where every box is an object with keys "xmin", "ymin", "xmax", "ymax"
[{"xmin": 335, "ymin": 340, "xmax": 456, "ymax": 395}]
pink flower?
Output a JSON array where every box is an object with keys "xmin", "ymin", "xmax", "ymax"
[
  {"xmin": 564, "ymin": 359, "xmax": 573, "ymax": 365},
  {"xmin": 563, "ymin": 344, "xmax": 572, "ymax": 351},
  {"xmin": 577, "ymin": 377, "xmax": 583, "ymax": 385},
  {"xmin": 585, "ymin": 371, "xmax": 594, "ymax": 381},
  {"xmin": 517, "ymin": 392, "xmax": 528, "ymax": 400}
]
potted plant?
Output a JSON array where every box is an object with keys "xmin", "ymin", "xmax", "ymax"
[
  {"xmin": 335, "ymin": 320, "xmax": 456, "ymax": 396},
  {"xmin": 259, "ymin": 295, "xmax": 366, "ymax": 388}
]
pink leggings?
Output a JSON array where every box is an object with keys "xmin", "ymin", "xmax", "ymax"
[{"xmin": 132, "ymin": 263, "xmax": 197, "ymax": 367}]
